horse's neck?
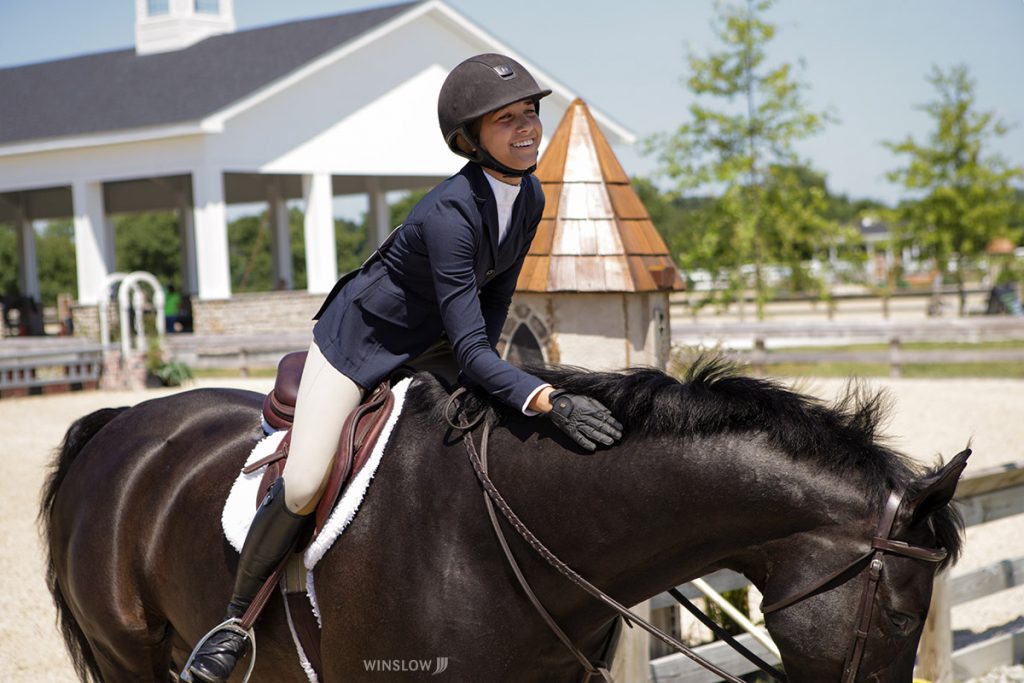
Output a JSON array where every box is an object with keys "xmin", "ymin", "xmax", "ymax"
[{"xmin": 513, "ymin": 431, "xmax": 871, "ymax": 607}]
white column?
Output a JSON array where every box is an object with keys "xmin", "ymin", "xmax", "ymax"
[
  {"xmin": 72, "ymin": 180, "xmax": 112, "ymax": 305},
  {"xmin": 14, "ymin": 202, "xmax": 41, "ymax": 301},
  {"xmin": 176, "ymin": 191, "xmax": 199, "ymax": 295},
  {"xmin": 191, "ymin": 166, "xmax": 231, "ymax": 300},
  {"xmin": 302, "ymin": 172, "xmax": 337, "ymax": 294},
  {"xmin": 366, "ymin": 176, "xmax": 391, "ymax": 247},
  {"xmin": 102, "ymin": 215, "xmax": 116, "ymax": 268},
  {"xmin": 268, "ymin": 178, "xmax": 293, "ymax": 290}
]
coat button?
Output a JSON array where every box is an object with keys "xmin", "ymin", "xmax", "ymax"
[{"xmin": 485, "ymin": 269, "xmax": 495, "ymax": 278}]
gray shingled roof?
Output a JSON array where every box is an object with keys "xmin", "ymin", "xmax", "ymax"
[{"xmin": 0, "ymin": 1, "xmax": 418, "ymax": 146}]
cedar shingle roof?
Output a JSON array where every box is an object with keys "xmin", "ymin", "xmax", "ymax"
[
  {"xmin": 518, "ymin": 99, "xmax": 683, "ymax": 293},
  {"xmin": 0, "ymin": 1, "xmax": 416, "ymax": 145}
]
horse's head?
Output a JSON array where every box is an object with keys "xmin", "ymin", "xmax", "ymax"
[{"xmin": 761, "ymin": 448, "xmax": 969, "ymax": 682}]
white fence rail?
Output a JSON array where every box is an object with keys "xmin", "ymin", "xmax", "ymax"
[
  {"xmin": 0, "ymin": 343, "xmax": 103, "ymax": 397},
  {"xmin": 672, "ymin": 318, "xmax": 1024, "ymax": 377},
  {"xmin": 650, "ymin": 462, "xmax": 1024, "ymax": 682},
  {"xmin": 165, "ymin": 333, "xmax": 309, "ymax": 375}
]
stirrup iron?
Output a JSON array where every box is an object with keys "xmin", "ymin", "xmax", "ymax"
[{"xmin": 179, "ymin": 618, "xmax": 257, "ymax": 683}]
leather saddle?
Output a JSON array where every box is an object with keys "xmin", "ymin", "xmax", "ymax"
[
  {"xmin": 230, "ymin": 351, "xmax": 401, "ymax": 680},
  {"xmin": 251, "ymin": 350, "xmax": 397, "ymax": 538}
]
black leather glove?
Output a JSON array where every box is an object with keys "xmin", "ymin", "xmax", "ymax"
[{"xmin": 547, "ymin": 390, "xmax": 624, "ymax": 451}]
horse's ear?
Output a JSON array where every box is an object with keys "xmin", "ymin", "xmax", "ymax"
[{"xmin": 905, "ymin": 448, "xmax": 971, "ymax": 526}]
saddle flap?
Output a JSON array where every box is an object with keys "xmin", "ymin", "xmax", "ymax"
[
  {"xmin": 256, "ymin": 378, "xmax": 396, "ymax": 541},
  {"xmin": 314, "ymin": 380, "xmax": 395, "ymax": 536},
  {"xmin": 258, "ymin": 352, "xmax": 397, "ymax": 540}
]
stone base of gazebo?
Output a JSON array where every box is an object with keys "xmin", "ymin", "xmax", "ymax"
[{"xmin": 501, "ymin": 291, "xmax": 672, "ymax": 371}]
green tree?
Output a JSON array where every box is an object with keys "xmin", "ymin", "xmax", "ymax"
[
  {"xmin": 759, "ymin": 163, "xmax": 844, "ymax": 295},
  {"xmin": 227, "ymin": 209, "xmax": 312, "ymax": 292},
  {"xmin": 288, "ymin": 207, "xmax": 307, "ymax": 290},
  {"xmin": 387, "ymin": 188, "xmax": 429, "ymax": 230},
  {"xmin": 0, "ymin": 220, "xmax": 78, "ymax": 305},
  {"xmin": 632, "ymin": 177, "xmax": 734, "ymax": 306},
  {"xmin": 636, "ymin": 165, "xmax": 855, "ymax": 309},
  {"xmin": 114, "ymin": 212, "xmax": 182, "ymax": 290},
  {"xmin": 336, "ymin": 216, "xmax": 369, "ymax": 275},
  {"xmin": 631, "ymin": 177, "xmax": 712, "ymax": 264},
  {"xmin": 227, "ymin": 206, "xmax": 371, "ymax": 291},
  {"xmin": 646, "ymin": 0, "xmax": 835, "ymax": 318},
  {"xmin": 228, "ymin": 214, "xmax": 271, "ymax": 292},
  {"xmin": 885, "ymin": 64, "xmax": 1024, "ymax": 315},
  {"xmin": 825, "ymin": 192, "xmax": 889, "ymax": 226},
  {"xmin": 329, "ymin": 187, "xmax": 428, "ymax": 275},
  {"xmin": 36, "ymin": 220, "xmax": 77, "ymax": 306},
  {"xmin": 0, "ymin": 225, "xmax": 17, "ymax": 295}
]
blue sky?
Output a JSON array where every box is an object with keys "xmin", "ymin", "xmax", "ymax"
[{"xmin": 2, "ymin": 0, "xmax": 1022, "ymax": 205}]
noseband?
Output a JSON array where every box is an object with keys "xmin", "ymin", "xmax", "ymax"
[{"xmin": 761, "ymin": 490, "xmax": 948, "ymax": 682}]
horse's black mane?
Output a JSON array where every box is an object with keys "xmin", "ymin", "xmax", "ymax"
[
  {"xmin": 539, "ymin": 358, "xmax": 902, "ymax": 483},
  {"xmin": 435, "ymin": 355, "xmax": 963, "ymax": 565}
]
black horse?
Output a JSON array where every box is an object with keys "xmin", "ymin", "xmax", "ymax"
[{"xmin": 41, "ymin": 360, "xmax": 967, "ymax": 681}]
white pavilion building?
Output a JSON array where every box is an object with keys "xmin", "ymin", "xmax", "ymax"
[{"xmin": 0, "ymin": 0, "xmax": 633, "ymax": 334}]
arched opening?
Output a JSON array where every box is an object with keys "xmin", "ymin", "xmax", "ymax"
[{"xmin": 506, "ymin": 323, "xmax": 545, "ymax": 366}]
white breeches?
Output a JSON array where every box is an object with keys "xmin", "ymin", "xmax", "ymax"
[
  {"xmin": 282, "ymin": 337, "xmax": 458, "ymax": 515},
  {"xmin": 283, "ymin": 341, "xmax": 364, "ymax": 514}
]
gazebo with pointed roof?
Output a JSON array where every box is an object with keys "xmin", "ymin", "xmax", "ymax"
[{"xmin": 499, "ymin": 99, "xmax": 683, "ymax": 371}]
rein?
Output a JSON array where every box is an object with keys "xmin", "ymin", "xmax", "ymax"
[
  {"xmin": 444, "ymin": 391, "xmax": 747, "ymax": 683},
  {"xmin": 443, "ymin": 389, "xmax": 951, "ymax": 683}
]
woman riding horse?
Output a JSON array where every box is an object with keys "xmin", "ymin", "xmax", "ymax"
[
  {"xmin": 183, "ymin": 53, "xmax": 623, "ymax": 683},
  {"xmin": 42, "ymin": 360, "xmax": 968, "ymax": 681}
]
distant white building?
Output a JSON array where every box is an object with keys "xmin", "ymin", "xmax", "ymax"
[{"xmin": 0, "ymin": 0, "xmax": 633, "ymax": 309}]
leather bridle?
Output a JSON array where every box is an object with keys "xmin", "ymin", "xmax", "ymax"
[
  {"xmin": 761, "ymin": 490, "xmax": 948, "ymax": 682},
  {"xmin": 444, "ymin": 393, "xmax": 949, "ymax": 682},
  {"xmin": 446, "ymin": 410, "xmax": 747, "ymax": 682}
]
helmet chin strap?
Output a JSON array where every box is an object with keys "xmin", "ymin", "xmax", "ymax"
[
  {"xmin": 452, "ymin": 126, "xmax": 536, "ymax": 178},
  {"xmin": 476, "ymin": 148, "xmax": 536, "ymax": 179}
]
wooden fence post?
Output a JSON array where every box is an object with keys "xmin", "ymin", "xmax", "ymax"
[
  {"xmin": 889, "ymin": 337, "xmax": 902, "ymax": 378},
  {"xmin": 753, "ymin": 338, "xmax": 766, "ymax": 375},
  {"xmin": 915, "ymin": 571, "xmax": 953, "ymax": 683}
]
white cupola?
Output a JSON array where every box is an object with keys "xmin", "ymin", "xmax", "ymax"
[{"xmin": 135, "ymin": 0, "xmax": 236, "ymax": 55}]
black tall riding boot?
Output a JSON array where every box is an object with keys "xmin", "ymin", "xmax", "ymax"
[{"xmin": 184, "ymin": 477, "xmax": 309, "ymax": 683}]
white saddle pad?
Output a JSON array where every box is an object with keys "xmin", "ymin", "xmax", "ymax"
[
  {"xmin": 221, "ymin": 376, "xmax": 411, "ymax": 569},
  {"xmin": 219, "ymin": 377, "xmax": 412, "ymax": 682}
]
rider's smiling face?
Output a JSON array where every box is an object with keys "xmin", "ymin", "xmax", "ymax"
[{"xmin": 477, "ymin": 99, "xmax": 542, "ymax": 180}]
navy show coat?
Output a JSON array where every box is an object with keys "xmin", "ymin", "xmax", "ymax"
[{"xmin": 312, "ymin": 162, "xmax": 546, "ymax": 410}]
